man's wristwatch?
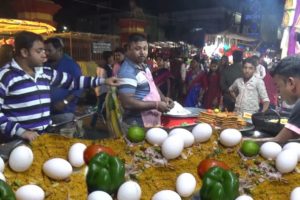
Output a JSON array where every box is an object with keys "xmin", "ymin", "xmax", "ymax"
[{"xmin": 63, "ymin": 99, "xmax": 69, "ymax": 105}]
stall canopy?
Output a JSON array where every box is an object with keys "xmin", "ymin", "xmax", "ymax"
[
  {"xmin": 203, "ymin": 31, "xmax": 257, "ymax": 58},
  {"xmin": 0, "ymin": 18, "xmax": 56, "ymax": 34},
  {"xmin": 206, "ymin": 31, "xmax": 257, "ymax": 43}
]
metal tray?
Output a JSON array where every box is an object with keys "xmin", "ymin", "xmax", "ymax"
[
  {"xmin": 163, "ymin": 107, "xmax": 203, "ymax": 118},
  {"xmin": 239, "ymin": 123, "xmax": 255, "ymax": 132}
]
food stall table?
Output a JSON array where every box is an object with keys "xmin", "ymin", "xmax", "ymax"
[{"xmin": 2, "ymin": 131, "xmax": 300, "ymax": 200}]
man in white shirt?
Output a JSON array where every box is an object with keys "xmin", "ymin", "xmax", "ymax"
[
  {"xmin": 229, "ymin": 57, "xmax": 270, "ymax": 114},
  {"xmin": 252, "ymin": 55, "xmax": 266, "ymax": 79}
]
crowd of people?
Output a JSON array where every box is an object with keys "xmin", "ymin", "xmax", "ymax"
[
  {"xmin": 0, "ymin": 31, "xmax": 300, "ymax": 145},
  {"xmin": 147, "ymin": 48, "xmax": 280, "ymax": 115}
]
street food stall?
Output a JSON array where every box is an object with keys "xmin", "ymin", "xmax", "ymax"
[
  {"xmin": 203, "ymin": 31, "xmax": 257, "ymax": 58},
  {"xmin": 1, "ymin": 103, "xmax": 299, "ymax": 199},
  {"xmin": 0, "ymin": 18, "xmax": 56, "ymax": 35},
  {"xmin": 149, "ymin": 41, "xmax": 199, "ymax": 59},
  {"xmin": 0, "ymin": 18, "xmax": 56, "ymax": 47}
]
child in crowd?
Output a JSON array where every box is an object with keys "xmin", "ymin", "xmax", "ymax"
[
  {"xmin": 203, "ymin": 59, "xmax": 221, "ymax": 109},
  {"xmin": 229, "ymin": 57, "xmax": 270, "ymax": 114}
]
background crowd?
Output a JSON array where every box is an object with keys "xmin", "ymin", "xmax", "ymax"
[{"xmin": 0, "ymin": 37, "xmax": 292, "ymax": 131}]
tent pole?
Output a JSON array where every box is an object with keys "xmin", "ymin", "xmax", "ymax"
[{"xmin": 69, "ymin": 32, "xmax": 73, "ymax": 57}]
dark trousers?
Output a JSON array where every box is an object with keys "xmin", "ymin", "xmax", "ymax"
[
  {"xmin": 223, "ymin": 94, "xmax": 235, "ymax": 112},
  {"xmin": 90, "ymin": 93, "xmax": 107, "ymax": 127}
]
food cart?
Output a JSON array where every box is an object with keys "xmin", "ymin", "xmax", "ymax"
[{"xmin": 1, "ymin": 105, "xmax": 300, "ymax": 199}]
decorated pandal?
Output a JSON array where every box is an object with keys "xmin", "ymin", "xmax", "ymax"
[{"xmin": 0, "ymin": 18, "xmax": 56, "ymax": 35}]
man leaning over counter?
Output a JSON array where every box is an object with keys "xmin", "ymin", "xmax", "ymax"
[
  {"xmin": 117, "ymin": 33, "xmax": 174, "ymax": 127},
  {"xmin": 272, "ymin": 56, "xmax": 300, "ymax": 142},
  {"xmin": 0, "ymin": 31, "xmax": 119, "ymax": 141}
]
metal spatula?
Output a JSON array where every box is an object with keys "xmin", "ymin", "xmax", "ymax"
[{"xmin": 0, "ymin": 139, "xmax": 27, "ymax": 161}]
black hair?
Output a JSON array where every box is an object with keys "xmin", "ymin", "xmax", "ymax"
[
  {"xmin": 114, "ymin": 47, "xmax": 125, "ymax": 54},
  {"xmin": 251, "ymin": 55, "xmax": 259, "ymax": 66},
  {"xmin": 271, "ymin": 56, "xmax": 300, "ymax": 78},
  {"xmin": 243, "ymin": 57, "xmax": 256, "ymax": 68},
  {"xmin": 221, "ymin": 55, "xmax": 228, "ymax": 60},
  {"xmin": 210, "ymin": 58, "xmax": 219, "ymax": 65},
  {"xmin": 232, "ymin": 50, "xmax": 243, "ymax": 63},
  {"xmin": 192, "ymin": 55, "xmax": 201, "ymax": 63},
  {"xmin": 102, "ymin": 51, "xmax": 113, "ymax": 62},
  {"xmin": 123, "ymin": 43, "xmax": 128, "ymax": 51},
  {"xmin": 0, "ymin": 44, "xmax": 14, "ymax": 67},
  {"xmin": 44, "ymin": 37, "xmax": 64, "ymax": 49},
  {"xmin": 128, "ymin": 33, "xmax": 147, "ymax": 44},
  {"xmin": 14, "ymin": 31, "xmax": 43, "ymax": 56}
]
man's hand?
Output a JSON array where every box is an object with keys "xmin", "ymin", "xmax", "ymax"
[
  {"xmin": 164, "ymin": 97, "xmax": 174, "ymax": 109},
  {"xmin": 157, "ymin": 101, "xmax": 171, "ymax": 112},
  {"xmin": 20, "ymin": 131, "xmax": 39, "ymax": 141},
  {"xmin": 105, "ymin": 77, "xmax": 120, "ymax": 86},
  {"xmin": 229, "ymin": 90, "xmax": 236, "ymax": 101},
  {"xmin": 53, "ymin": 101, "xmax": 66, "ymax": 112}
]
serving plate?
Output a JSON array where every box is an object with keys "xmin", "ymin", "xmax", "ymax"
[{"xmin": 163, "ymin": 107, "xmax": 203, "ymax": 118}]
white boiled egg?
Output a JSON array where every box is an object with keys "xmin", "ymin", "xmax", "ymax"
[
  {"xmin": 0, "ymin": 156, "xmax": 4, "ymax": 172},
  {"xmin": 68, "ymin": 143, "xmax": 87, "ymax": 168},
  {"xmin": 146, "ymin": 128, "xmax": 168, "ymax": 146},
  {"xmin": 235, "ymin": 195, "xmax": 254, "ymax": 200},
  {"xmin": 219, "ymin": 129, "xmax": 242, "ymax": 147},
  {"xmin": 43, "ymin": 158, "xmax": 72, "ymax": 180},
  {"xmin": 152, "ymin": 190, "xmax": 182, "ymax": 200},
  {"xmin": 9, "ymin": 145, "xmax": 33, "ymax": 172},
  {"xmin": 283, "ymin": 142, "xmax": 300, "ymax": 161},
  {"xmin": 117, "ymin": 181, "xmax": 142, "ymax": 200},
  {"xmin": 260, "ymin": 142, "xmax": 282, "ymax": 160},
  {"xmin": 0, "ymin": 172, "xmax": 5, "ymax": 182},
  {"xmin": 88, "ymin": 191, "xmax": 112, "ymax": 200},
  {"xmin": 192, "ymin": 123, "xmax": 213, "ymax": 143},
  {"xmin": 176, "ymin": 173, "xmax": 196, "ymax": 197},
  {"xmin": 276, "ymin": 149, "xmax": 298, "ymax": 174},
  {"xmin": 291, "ymin": 187, "xmax": 300, "ymax": 200},
  {"xmin": 169, "ymin": 128, "xmax": 194, "ymax": 148},
  {"xmin": 161, "ymin": 136, "xmax": 184, "ymax": 160},
  {"xmin": 16, "ymin": 184, "xmax": 45, "ymax": 200}
]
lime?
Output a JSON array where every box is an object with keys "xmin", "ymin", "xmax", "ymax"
[
  {"xmin": 214, "ymin": 108, "xmax": 220, "ymax": 113},
  {"xmin": 127, "ymin": 125, "xmax": 145, "ymax": 143},
  {"xmin": 241, "ymin": 140, "xmax": 260, "ymax": 157}
]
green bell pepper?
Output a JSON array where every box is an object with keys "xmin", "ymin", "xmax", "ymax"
[
  {"xmin": 0, "ymin": 179, "xmax": 16, "ymax": 200},
  {"xmin": 200, "ymin": 166, "xmax": 239, "ymax": 200},
  {"xmin": 86, "ymin": 152, "xmax": 125, "ymax": 194}
]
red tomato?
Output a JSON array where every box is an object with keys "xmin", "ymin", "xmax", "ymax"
[
  {"xmin": 197, "ymin": 159, "xmax": 229, "ymax": 178},
  {"xmin": 207, "ymin": 109, "xmax": 213, "ymax": 113},
  {"xmin": 83, "ymin": 144, "xmax": 116, "ymax": 164}
]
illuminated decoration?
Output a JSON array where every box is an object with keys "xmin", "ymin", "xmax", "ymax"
[
  {"xmin": 0, "ymin": 37, "xmax": 14, "ymax": 46},
  {"xmin": 11, "ymin": 0, "xmax": 61, "ymax": 26},
  {"xmin": 204, "ymin": 31, "xmax": 256, "ymax": 57},
  {"xmin": 0, "ymin": 18, "xmax": 56, "ymax": 34},
  {"xmin": 280, "ymin": 0, "xmax": 300, "ymax": 57},
  {"xmin": 119, "ymin": 18, "xmax": 147, "ymax": 45}
]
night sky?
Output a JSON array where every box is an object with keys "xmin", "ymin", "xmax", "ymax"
[
  {"xmin": 52, "ymin": 0, "xmax": 244, "ymax": 29},
  {"xmin": 52, "ymin": 0, "xmax": 284, "ymax": 32}
]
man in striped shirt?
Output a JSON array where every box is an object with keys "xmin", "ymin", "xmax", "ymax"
[
  {"xmin": 0, "ymin": 31, "xmax": 119, "ymax": 141},
  {"xmin": 118, "ymin": 33, "xmax": 174, "ymax": 127}
]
